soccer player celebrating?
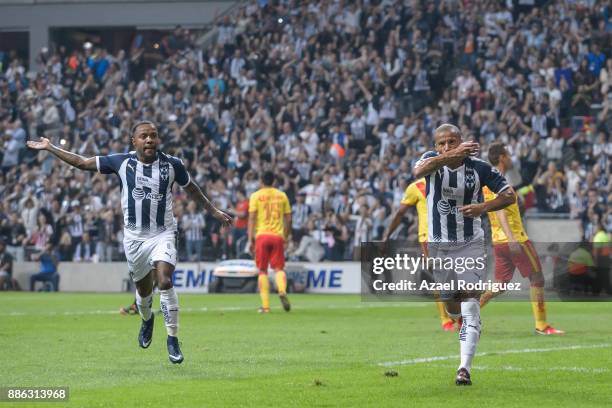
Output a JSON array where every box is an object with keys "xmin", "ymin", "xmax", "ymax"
[
  {"xmin": 27, "ymin": 121, "xmax": 233, "ymax": 364},
  {"xmin": 248, "ymin": 171, "xmax": 292, "ymax": 313},
  {"xmin": 413, "ymin": 124, "xmax": 515, "ymax": 386},
  {"xmin": 480, "ymin": 142, "xmax": 564, "ymax": 335},
  {"xmin": 382, "ymin": 178, "xmax": 455, "ymax": 332}
]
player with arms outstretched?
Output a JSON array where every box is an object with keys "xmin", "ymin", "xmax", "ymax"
[
  {"xmin": 248, "ymin": 171, "xmax": 292, "ymax": 313},
  {"xmin": 413, "ymin": 124, "xmax": 515, "ymax": 385},
  {"xmin": 27, "ymin": 121, "xmax": 233, "ymax": 364},
  {"xmin": 383, "ymin": 178, "xmax": 456, "ymax": 331},
  {"xmin": 480, "ymin": 142, "xmax": 564, "ymax": 335}
]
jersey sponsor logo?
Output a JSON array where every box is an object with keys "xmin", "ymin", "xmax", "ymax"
[
  {"xmin": 437, "ymin": 199, "xmax": 459, "ymax": 216},
  {"xmin": 127, "ymin": 162, "xmax": 136, "ymax": 172},
  {"xmin": 136, "ymin": 176, "xmax": 155, "ymax": 187},
  {"xmin": 131, "ymin": 187, "xmax": 164, "ymax": 201},
  {"xmin": 442, "ymin": 187, "xmax": 461, "ymax": 199}
]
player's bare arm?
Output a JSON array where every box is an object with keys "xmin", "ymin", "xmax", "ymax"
[
  {"xmin": 496, "ymin": 207, "xmax": 522, "ymax": 255},
  {"xmin": 26, "ymin": 137, "xmax": 97, "ymax": 171},
  {"xmin": 183, "ymin": 181, "xmax": 233, "ymax": 226},
  {"xmin": 413, "ymin": 142, "xmax": 479, "ymax": 179},
  {"xmin": 247, "ymin": 211, "xmax": 257, "ymax": 256},
  {"xmin": 283, "ymin": 213, "xmax": 292, "ymax": 242},
  {"xmin": 382, "ymin": 204, "xmax": 410, "ymax": 241},
  {"xmin": 460, "ymin": 188, "xmax": 515, "ymax": 218}
]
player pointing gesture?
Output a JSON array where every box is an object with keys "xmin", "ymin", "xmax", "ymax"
[{"xmin": 27, "ymin": 121, "xmax": 233, "ymax": 364}]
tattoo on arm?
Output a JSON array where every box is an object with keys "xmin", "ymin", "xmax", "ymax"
[{"xmin": 48, "ymin": 145, "xmax": 97, "ymax": 171}]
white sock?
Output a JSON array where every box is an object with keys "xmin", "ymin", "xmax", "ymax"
[
  {"xmin": 160, "ymin": 287, "xmax": 179, "ymax": 337},
  {"xmin": 458, "ymin": 298, "xmax": 481, "ymax": 373},
  {"xmin": 135, "ymin": 291, "xmax": 153, "ymax": 321}
]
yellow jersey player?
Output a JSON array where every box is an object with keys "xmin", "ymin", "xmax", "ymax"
[
  {"xmin": 480, "ymin": 142, "xmax": 564, "ymax": 335},
  {"xmin": 383, "ymin": 178, "xmax": 456, "ymax": 332},
  {"xmin": 248, "ymin": 171, "xmax": 292, "ymax": 313}
]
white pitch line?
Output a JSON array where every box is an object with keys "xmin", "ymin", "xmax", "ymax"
[
  {"xmin": 429, "ymin": 363, "xmax": 609, "ymax": 374},
  {"xmin": 2, "ymin": 302, "xmax": 426, "ymax": 317},
  {"xmin": 379, "ymin": 343, "xmax": 612, "ymax": 367}
]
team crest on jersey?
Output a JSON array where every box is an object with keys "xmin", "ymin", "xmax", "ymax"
[
  {"xmin": 160, "ymin": 163, "xmax": 169, "ymax": 181},
  {"xmin": 465, "ymin": 169, "xmax": 476, "ymax": 190}
]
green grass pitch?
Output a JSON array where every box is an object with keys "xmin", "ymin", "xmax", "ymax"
[{"xmin": 1, "ymin": 293, "xmax": 611, "ymax": 407}]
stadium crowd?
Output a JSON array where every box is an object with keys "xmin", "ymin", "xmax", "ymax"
[{"xmin": 0, "ymin": 0, "xmax": 611, "ymax": 265}]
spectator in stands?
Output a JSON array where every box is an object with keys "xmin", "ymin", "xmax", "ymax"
[
  {"xmin": 74, "ymin": 232, "xmax": 96, "ymax": 262},
  {"xmin": 182, "ymin": 201, "xmax": 206, "ymax": 261},
  {"xmin": 29, "ymin": 213, "xmax": 53, "ymax": 253},
  {"xmin": 0, "ymin": 239, "xmax": 20, "ymax": 290},
  {"xmin": 29, "ymin": 243, "xmax": 60, "ymax": 291},
  {"xmin": 291, "ymin": 193, "xmax": 310, "ymax": 245}
]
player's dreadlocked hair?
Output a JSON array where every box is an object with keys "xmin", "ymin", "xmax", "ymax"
[{"xmin": 131, "ymin": 120, "xmax": 156, "ymax": 135}]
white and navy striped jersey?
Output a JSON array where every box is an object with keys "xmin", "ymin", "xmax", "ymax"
[
  {"xmin": 96, "ymin": 151, "xmax": 191, "ymax": 240},
  {"xmin": 417, "ymin": 151, "xmax": 510, "ymax": 243}
]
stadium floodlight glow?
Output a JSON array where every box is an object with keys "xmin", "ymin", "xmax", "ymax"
[
  {"xmin": 83, "ymin": 42, "xmax": 93, "ymax": 50},
  {"xmin": 278, "ymin": 17, "xmax": 284, "ymax": 24},
  {"xmin": 153, "ymin": 43, "xmax": 160, "ymax": 49},
  {"xmin": 60, "ymin": 139, "xmax": 67, "ymax": 146}
]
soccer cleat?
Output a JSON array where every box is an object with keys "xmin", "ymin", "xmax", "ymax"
[
  {"xmin": 535, "ymin": 326, "xmax": 565, "ymax": 335},
  {"xmin": 455, "ymin": 368, "xmax": 472, "ymax": 386},
  {"xmin": 279, "ymin": 294, "xmax": 291, "ymax": 312},
  {"xmin": 167, "ymin": 335, "xmax": 184, "ymax": 364},
  {"xmin": 258, "ymin": 307, "xmax": 270, "ymax": 314},
  {"xmin": 442, "ymin": 321, "xmax": 455, "ymax": 332},
  {"xmin": 138, "ymin": 314, "xmax": 154, "ymax": 349}
]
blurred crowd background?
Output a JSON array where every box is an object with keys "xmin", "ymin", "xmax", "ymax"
[{"xmin": 0, "ymin": 0, "xmax": 611, "ymax": 264}]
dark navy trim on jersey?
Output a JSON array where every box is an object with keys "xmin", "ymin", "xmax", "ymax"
[
  {"xmin": 432, "ymin": 170, "xmax": 443, "ymax": 241},
  {"xmin": 469, "ymin": 158, "xmax": 509, "ymax": 193},
  {"xmin": 126, "ymin": 157, "xmax": 137, "ymax": 229},
  {"xmin": 156, "ymin": 160, "xmax": 170, "ymax": 229},
  {"xmin": 446, "ymin": 170, "xmax": 457, "ymax": 241},
  {"xmin": 142, "ymin": 185, "xmax": 151, "ymax": 232},
  {"xmin": 165, "ymin": 153, "xmax": 190, "ymax": 187},
  {"xmin": 143, "ymin": 164, "xmax": 152, "ymax": 178},
  {"xmin": 97, "ymin": 153, "xmax": 130, "ymax": 174},
  {"xmin": 463, "ymin": 164, "xmax": 475, "ymax": 240}
]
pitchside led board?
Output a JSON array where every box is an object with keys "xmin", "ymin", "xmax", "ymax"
[
  {"xmin": 172, "ymin": 261, "xmax": 362, "ymax": 294},
  {"xmin": 361, "ymin": 241, "xmax": 612, "ymax": 302}
]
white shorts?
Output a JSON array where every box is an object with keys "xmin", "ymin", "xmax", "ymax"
[
  {"xmin": 124, "ymin": 230, "xmax": 178, "ymax": 283},
  {"xmin": 429, "ymin": 240, "xmax": 487, "ymax": 301}
]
